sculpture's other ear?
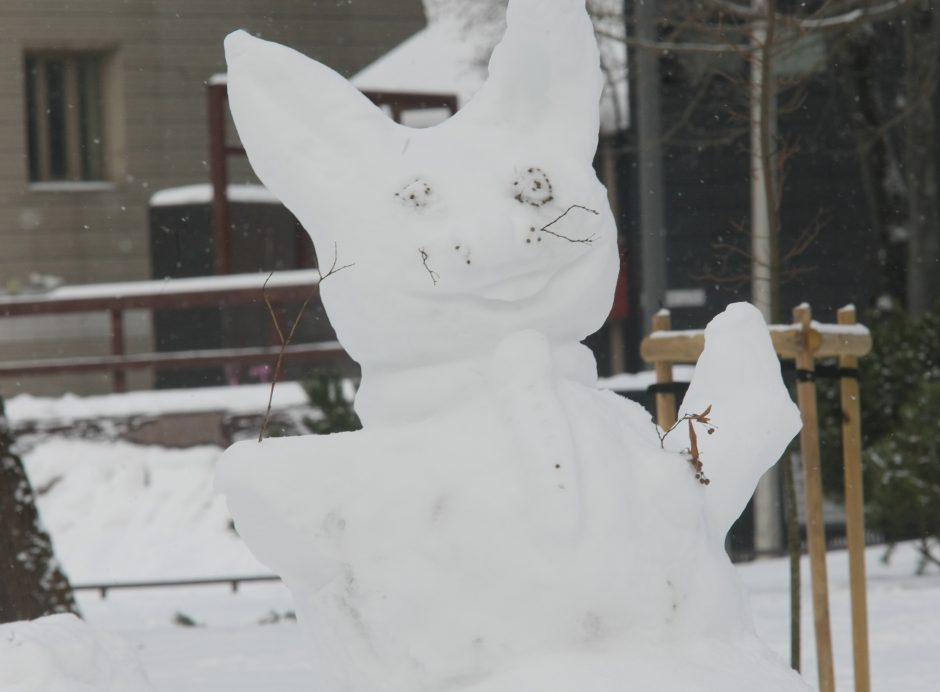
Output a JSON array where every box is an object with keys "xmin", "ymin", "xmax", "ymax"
[
  {"xmin": 224, "ymin": 31, "xmax": 404, "ymax": 236},
  {"xmin": 451, "ymin": 0, "xmax": 603, "ymax": 163}
]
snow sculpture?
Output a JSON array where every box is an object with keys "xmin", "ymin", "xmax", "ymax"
[{"xmin": 217, "ymin": 1, "xmax": 810, "ymax": 690}]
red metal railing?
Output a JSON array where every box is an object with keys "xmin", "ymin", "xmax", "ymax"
[{"xmin": 0, "ymin": 270, "xmax": 350, "ymax": 393}]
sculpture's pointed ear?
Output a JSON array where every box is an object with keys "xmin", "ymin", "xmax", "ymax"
[
  {"xmin": 224, "ymin": 31, "xmax": 403, "ymax": 237},
  {"xmin": 455, "ymin": 0, "xmax": 603, "ymax": 162}
]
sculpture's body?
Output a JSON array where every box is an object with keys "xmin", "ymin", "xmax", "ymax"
[{"xmin": 217, "ymin": 2, "xmax": 811, "ymax": 690}]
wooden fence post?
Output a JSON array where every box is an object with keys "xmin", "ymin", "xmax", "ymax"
[
  {"xmin": 793, "ymin": 303, "xmax": 835, "ymax": 692},
  {"xmin": 652, "ymin": 310, "xmax": 676, "ymax": 430},
  {"xmin": 838, "ymin": 305, "xmax": 872, "ymax": 692}
]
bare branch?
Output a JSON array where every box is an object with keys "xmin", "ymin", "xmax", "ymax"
[
  {"xmin": 796, "ymin": 0, "xmax": 918, "ymax": 30},
  {"xmin": 600, "ymin": 29, "xmax": 745, "ymax": 54},
  {"xmin": 261, "ymin": 272, "xmax": 286, "ymax": 346},
  {"xmin": 259, "ymin": 243, "xmax": 353, "ymax": 442},
  {"xmin": 538, "ymin": 205, "xmax": 600, "ymax": 243}
]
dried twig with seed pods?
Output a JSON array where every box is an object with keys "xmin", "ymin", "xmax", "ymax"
[
  {"xmin": 657, "ymin": 404, "xmax": 716, "ymax": 485},
  {"xmin": 259, "ymin": 242, "xmax": 354, "ymax": 441}
]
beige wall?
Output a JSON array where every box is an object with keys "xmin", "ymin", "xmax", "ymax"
[{"xmin": 0, "ymin": 0, "xmax": 425, "ymax": 396}]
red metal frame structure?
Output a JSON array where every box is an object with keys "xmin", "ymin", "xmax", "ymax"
[
  {"xmin": 0, "ymin": 270, "xmax": 349, "ymax": 393},
  {"xmin": 208, "ymin": 81, "xmax": 459, "ymax": 275}
]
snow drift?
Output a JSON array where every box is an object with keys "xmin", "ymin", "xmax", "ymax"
[{"xmin": 0, "ymin": 614, "xmax": 153, "ymax": 692}]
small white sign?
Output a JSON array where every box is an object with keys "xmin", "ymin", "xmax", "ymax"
[{"xmin": 665, "ymin": 288, "xmax": 707, "ymax": 308}]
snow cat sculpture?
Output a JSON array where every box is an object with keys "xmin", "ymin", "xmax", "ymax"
[{"xmin": 217, "ymin": 1, "xmax": 810, "ymax": 690}]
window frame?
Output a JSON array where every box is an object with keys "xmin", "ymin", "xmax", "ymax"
[{"xmin": 23, "ymin": 47, "xmax": 122, "ymax": 189}]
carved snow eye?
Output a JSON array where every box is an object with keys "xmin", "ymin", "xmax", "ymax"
[
  {"xmin": 513, "ymin": 167, "xmax": 553, "ymax": 207},
  {"xmin": 395, "ymin": 179, "xmax": 433, "ymax": 208}
]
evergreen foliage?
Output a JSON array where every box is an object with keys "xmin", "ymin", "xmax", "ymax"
[
  {"xmin": 303, "ymin": 371, "xmax": 361, "ymax": 435},
  {"xmin": 0, "ymin": 394, "xmax": 79, "ymax": 623},
  {"xmin": 866, "ymin": 380, "xmax": 940, "ymax": 563},
  {"xmin": 819, "ymin": 304, "xmax": 940, "ymax": 565}
]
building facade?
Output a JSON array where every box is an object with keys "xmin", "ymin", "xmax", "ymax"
[{"xmin": 0, "ymin": 0, "xmax": 426, "ymax": 394}]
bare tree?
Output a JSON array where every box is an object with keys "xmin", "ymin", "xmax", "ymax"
[
  {"xmin": 835, "ymin": 5, "xmax": 940, "ymax": 313},
  {"xmin": 431, "ymin": 0, "xmax": 931, "ymax": 314}
]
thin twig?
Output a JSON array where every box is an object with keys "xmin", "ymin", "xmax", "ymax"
[
  {"xmin": 419, "ymin": 248, "xmax": 440, "ymax": 285},
  {"xmin": 261, "ymin": 272, "xmax": 285, "ymax": 345},
  {"xmin": 259, "ymin": 242, "xmax": 353, "ymax": 442},
  {"xmin": 539, "ymin": 205, "xmax": 599, "ymax": 244}
]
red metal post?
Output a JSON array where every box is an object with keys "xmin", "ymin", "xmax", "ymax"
[
  {"xmin": 109, "ymin": 308, "xmax": 127, "ymax": 393},
  {"xmin": 208, "ymin": 83, "xmax": 233, "ymax": 275}
]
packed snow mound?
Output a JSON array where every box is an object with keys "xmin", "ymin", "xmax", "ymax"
[
  {"xmin": 218, "ymin": 307, "xmax": 806, "ymax": 692},
  {"xmin": 0, "ymin": 614, "xmax": 153, "ymax": 692},
  {"xmin": 218, "ymin": 1, "xmax": 807, "ymax": 690},
  {"xmin": 24, "ymin": 439, "xmax": 265, "ymax": 582}
]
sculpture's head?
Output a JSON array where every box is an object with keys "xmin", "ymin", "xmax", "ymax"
[{"xmin": 225, "ymin": 0, "xmax": 619, "ymax": 369}]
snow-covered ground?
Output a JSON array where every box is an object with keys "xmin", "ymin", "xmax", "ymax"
[{"xmin": 15, "ymin": 436, "xmax": 940, "ymax": 691}]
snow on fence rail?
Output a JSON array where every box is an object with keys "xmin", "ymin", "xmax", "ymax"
[
  {"xmin": 0, "ymin": 269, "xmax": 351, "ymax": 392},
  {"xmin": 73, "ymin": 574, "xmax": 281, "ymax": 599}
]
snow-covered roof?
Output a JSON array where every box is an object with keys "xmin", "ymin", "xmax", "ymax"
[
  {"xmin": 352, "ymin": 14, "xmax": 628, "ymax": 134},
  {"xmin": 150, "ymin": 183, "xmax": 279, "ymax": 207},
  {"xmin": 351, "ymin": 18, "xmax": 484, "ymax": 108},
  {"xmin": 211, "ymin": 13, "xmax": 627, "ymax": 133}
]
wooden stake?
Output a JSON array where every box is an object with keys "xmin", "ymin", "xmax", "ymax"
[
  {"xmin": 793, "ymin": 303, "xmax": 835, "ymax": 692},
  {"xmin": 838, "ymin": 305, "xmax": 872, "ymax": 692},
  {"xmin": 652, "ymin": 310, "xmax": 676, "ymax": 430},
  {"xmin": 783, "ymin": 451, "xmax": 802, "ymax": 672}
]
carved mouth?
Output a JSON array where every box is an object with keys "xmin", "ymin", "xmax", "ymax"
[
  {"xmin": 471, "ymin": 268, "xmax": 556, "ymax": 302},
  {"xmin": 457, "ymin": 244, "xmax": 595, "ymax": 303}
]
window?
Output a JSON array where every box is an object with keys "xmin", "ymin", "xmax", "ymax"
[{"xmin": 24, "ymin": 52, "xmax": 109, "ymax": 183}]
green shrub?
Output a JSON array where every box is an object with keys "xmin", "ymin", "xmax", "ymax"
[
  {"xmin": 303, "ymin": 370, "xmax": 361, "ymax": 434},
  {"xmin": 865, "ymin": 379, "xmax": 940, "ymax": 562},
  {"xmin": 818, "ymin": 303, "xmax": 940, "ymax": 565}
]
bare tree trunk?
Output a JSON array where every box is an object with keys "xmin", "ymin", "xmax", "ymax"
[
  {"xmin": 0, "ymin": 396, "xmax": 79, "ymax": 624},
  {"xmin": 751, "ymin": 0, "xmax": 785, "ymax": 558},
  {"xmin": 633, "ymin": 0, "xmax": 668, "ymax": 332}
]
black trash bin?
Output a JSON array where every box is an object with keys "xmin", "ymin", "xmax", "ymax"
[{"xmin": 148, "ymin": 184, "xmax": 320, "ymax": 389}]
